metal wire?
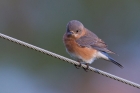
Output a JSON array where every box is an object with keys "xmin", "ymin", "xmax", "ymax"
[{"xmin": 0, "ymin": 33, "xmax": 139, "ymax": 89}]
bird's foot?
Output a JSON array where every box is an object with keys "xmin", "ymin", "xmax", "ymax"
[
  {"xmin": 74, "ymin": 63, "xmax": 81, "ymax": 69},
  {"xmin": 83, "ymin": 63, "xmax": 89, "ymax": 72}
]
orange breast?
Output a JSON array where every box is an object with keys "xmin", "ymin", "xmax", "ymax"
[{"xmin": 63, "ymin": 36, "xmax": 97, "ymax": 60}]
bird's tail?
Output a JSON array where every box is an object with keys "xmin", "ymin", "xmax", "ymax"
[
  {"xmin": 108, "ymin": 56, "xmax": 123, "ymax": 68},
  {"xmin": 100, "ymin": 52, "xmax": 123, "ymax": 68}
]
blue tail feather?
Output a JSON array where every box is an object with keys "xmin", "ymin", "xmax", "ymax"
[
  {"xmin": 101, "ymin": 52, "xmax": 123, "ymax": 68},
  {"xmin": 108, "ymin": 57, "xmax": 123, "ymax": 68}
]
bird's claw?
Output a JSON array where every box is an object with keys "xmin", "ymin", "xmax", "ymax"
[
  {"xmin": 74, "ymin": 63, "xmax": 81, "ymax": 69},
  {"xmin": 83, "ymin": 63, "xmax": 89, "ymax": 72}
]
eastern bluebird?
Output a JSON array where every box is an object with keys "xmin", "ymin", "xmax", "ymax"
[{"xmin": 63, "ymin": 20, "xmax": 123, "ymax": 71}]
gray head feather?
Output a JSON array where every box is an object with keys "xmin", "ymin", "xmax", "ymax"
[{"xmin": 67, "ymin": 20, "xmax": 84, "ymax": 32}]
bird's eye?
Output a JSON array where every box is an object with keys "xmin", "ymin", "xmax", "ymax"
[{"xmin": 76, "ymin": 30, "xmax": 80, "ymax": 33}]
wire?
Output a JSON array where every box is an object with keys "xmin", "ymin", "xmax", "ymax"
[{"xmin": 0, "ymin": 33, "xmax": 139, "ymax": 89}]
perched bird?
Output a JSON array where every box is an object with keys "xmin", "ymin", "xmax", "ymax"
[{"xmin": 63, "ymin": 20, "xmax": 123, "ymax": 71}]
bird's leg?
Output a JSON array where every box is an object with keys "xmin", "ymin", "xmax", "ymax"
[
  {"xmin": 74, "ymin": 60, "xmax": 81, "ymax": 69},
  {"xmin": 83, "ymin": 63, "xmax": 89, "ymax": 72}
]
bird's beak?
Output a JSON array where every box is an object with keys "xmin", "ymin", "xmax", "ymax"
[{"xmin": 67, "ymin": 31, "xmax": 74, "ymax": 36}]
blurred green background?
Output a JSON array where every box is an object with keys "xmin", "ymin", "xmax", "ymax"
[{"xmin": 0, "ymin": 0, "xmax": 140, "ymax": 93}]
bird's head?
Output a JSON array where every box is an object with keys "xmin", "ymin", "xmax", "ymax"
[{"xmin": 66, "ymin": 20, "xmax": 85, "ymax": 39}]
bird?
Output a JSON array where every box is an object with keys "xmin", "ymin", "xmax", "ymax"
[{"xmin": 63, "ymin": 20, "xmax": 123, "ymax": 71}]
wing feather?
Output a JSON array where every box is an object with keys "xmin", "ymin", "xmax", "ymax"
[{"xmin": 76, "ymin": 29, "xmax": 115, "ymax": 54}]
